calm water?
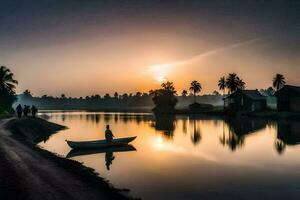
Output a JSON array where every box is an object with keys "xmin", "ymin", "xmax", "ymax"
[{"xmin": 39, "ymin": 111, "xmax": 300, "ymax": 199}]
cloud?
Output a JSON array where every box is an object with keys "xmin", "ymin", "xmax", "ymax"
[
  {"xmin": 146, "ymin": 38, "xmax": 263, "ymax": 83},
  {"xmin": 172, "ymin": 38, "xmax": 263, "ymax": 67}
]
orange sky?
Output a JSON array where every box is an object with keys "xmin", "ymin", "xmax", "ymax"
[{"xmin": 1, "ymin": 1, "xmax": 299, "ymax": 97}]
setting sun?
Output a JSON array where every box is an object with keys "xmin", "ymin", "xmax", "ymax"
[{"xmin": 148, "ymin": 64, "xmax": 172, "ymax": 83}]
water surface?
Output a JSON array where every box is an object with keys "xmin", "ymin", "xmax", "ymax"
[{"xmin": 39, "ymin": 112, "xmax": 300, "ymax": 199}]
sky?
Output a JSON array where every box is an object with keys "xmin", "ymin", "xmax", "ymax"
[{"xmin": 0, "ymin": 0, "xmax": 299, "ymax": 97}]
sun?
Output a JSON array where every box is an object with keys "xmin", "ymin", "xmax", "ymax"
[{"xmin": 148, "ymin": 64, "xmax": 171, "ymax": 83}]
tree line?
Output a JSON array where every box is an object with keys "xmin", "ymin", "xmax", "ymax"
[
  {"xmin": 0, "ymin": 65, "xmax": 287, "ymax": 113},
  {"xmin": 151, "ymin": 72, "xmax": 286, "ymax": 113},
  {"xmin": 217, "ymin": 72, "xmax": 285, "ymax": 95}
]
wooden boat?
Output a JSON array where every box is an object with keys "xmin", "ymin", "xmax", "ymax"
[
  {"xmin": 66, "ymin": 136, "xmax": 137, "ymax": 149},
  {"xmin": 66, "ymin": 145, "xmax": 136, "ymax": 158}
]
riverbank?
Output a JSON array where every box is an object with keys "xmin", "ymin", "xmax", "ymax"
[{"xmin": 0, "ymin": 117, "xmax": 137, "ymax": 200}]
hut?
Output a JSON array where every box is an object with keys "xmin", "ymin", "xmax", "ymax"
[
  {"xmin": 274, "ymin": 85, "xmax": 300, "ymax": 112},
  {"xmin": 224, "ymin": 89, "xmax": 267, "ymax": 112}
]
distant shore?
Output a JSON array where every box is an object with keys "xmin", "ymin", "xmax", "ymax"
[
  {"xmin": 39, "ymin": 107, "xmax": 153, "ymax": 113},
  {"xmin": 0, "ymin": 117, "xmax": 137, "ymax": 200},
  {"xmin": 37, "ymin": 108, "xmax": 300, "ymax": 119}
]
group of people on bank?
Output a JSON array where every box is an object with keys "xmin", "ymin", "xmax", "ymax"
[{"xmin": 16, "ymin": 104, "xmax": 38, "ymax": 118}]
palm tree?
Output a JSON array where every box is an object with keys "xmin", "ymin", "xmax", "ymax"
[
  {"xmin": 236, "ymin": 77, "xmax": 246, "ymax": 90},
  {"xmin": 225, "ymin": 73, "xmax": 238, "ymax": 94},
  {"xmin": 218, "ymin": 76, "xmax": 226, "ymax": 95},
  {"xmin": 181, "ymin": 90, "xmax": 188, "ymax": 97},
  {"xmin": 189, "ymin": 80, "xmax": 202, "ymax": 103},
  {"xmin": 225, "ymin": 73, "xmax": 245, "ymax": 93},
  {"xmin": 0, "ymin": 66, "xmax": 18, "ymax": 93},
  {"xmin": 272, "ymin": 74, "xmax": 286, "ymax": 91}
]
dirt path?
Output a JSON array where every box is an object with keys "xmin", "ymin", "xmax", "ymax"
[{"xmin": 0, "ymin": 118, "xmax": 132, "ymax": 200}]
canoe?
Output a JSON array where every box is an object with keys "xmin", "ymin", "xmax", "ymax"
[
  {"xmin": 66, "ymin": 144, "xmax": 136, "ymax": 158},
  {"xmin": 66, "ymin": 136, "xmax": 137, "ymax": 149}
]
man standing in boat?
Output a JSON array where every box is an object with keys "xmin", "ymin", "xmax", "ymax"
[{"xmin": 105, "ymin": 125, "xmax": 114, "ymax": 142}]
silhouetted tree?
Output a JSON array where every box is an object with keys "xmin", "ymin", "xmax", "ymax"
[
  {"xmin": 226, "ymin": 73, "xmax": 238, "ymax": 93},
  {"xmin": 225, "ymin": 73, "xmax": 245, "ymax": 93},
  {"xmin": 148, "ymin": 90, "xmax": 154, "ymax": 96},
  {"xmin": 94, "ymin": 94, "xmax": 101, "ymax": 99},
  {"xmin": 0, "ymin": 66, "xmax": 18, "ymax": 112},
  {"xmin": 272, "ymin": 73, "xmax": 286, "ymax": 91},
  {"xmin": 218, "ymin": 76, "xmax": 226, "ymax": 95},
  {"xmin": 181, "ymin": 90, "xmax": 188, "ymax": 97},
  {"xmin": 114, "ymin": 92, "xmax": 119, "ymax": 99},
  {"xmin": 189, "ymin": 80, "xmax": 202, "ymax": 103},
  {"xmin": 212, "ymin": 90, "xmax": 220, "ymax": 95},
  {"xmin": 104, "ymin": 93, "xmax": 111, "ymax": 99},
  {"xmin": 135, "ymin": 92, "xmax": 142, "ymax": 98},
  {"xmin": 122, "ymin": 93, "xmax": 128, "ymax": 100},
  {"xmin": 23, "ymin": 89, "xmax": 32, "ymax": 98},
  {"xmin": 0, "ymin": 66, "xmax": 18, "ymax": 92},
  {"xmin": 236, "ymin": 77, "xmax": 246, "ymax": 90},
  {"xmin": 152, "ymin": 81, "xmax": 178, "ymax": 113}
]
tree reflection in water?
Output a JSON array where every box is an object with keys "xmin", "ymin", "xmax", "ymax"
[
  {"xmin": 220, "ymin": 117, "xmax": 267, "ymax": 152},
  {"xmin": 55, "ymin": 112, "xmax": 300, "ymax": 154},
  {"xmin": 219, "ymin": 121, "xmax": 226, "ymax": 146},
  {"xmin": 275, "ymin": 120, "xmax": 300, "ymax": 155},
  {"xmin": 182, "ymin": 118, "xmax": 187, "ymax": 135},
  {"xmin": 151, "ymin": 114, "xmax": 176, "ymax": 139},
  {"xmin": 190, "ymin": 120, "xmax": 201, "ymax": 145},
  {"xmin": 274, "ymin": 139, "xmax": 286, "ymax": 155},
  {"xmin": 225, "ymin": 130, "xmax": 245, "ymax": 152}
]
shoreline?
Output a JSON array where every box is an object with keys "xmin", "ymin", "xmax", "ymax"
[
  {"xmin": 0, "ymin": 117, "xmax": 138, "ymax": 200},
  {"xmin": 38, "ymin": 108, "xmax": 300, "ymax": 120}
]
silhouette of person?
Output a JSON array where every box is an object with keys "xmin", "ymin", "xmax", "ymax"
[
  {"xmin": 23, "ymin": 105, "xmax": 30, "ymax": 117},
  {"xmin": 105, "ymin": 125, "xmax": 114, "ymax": 142},
  {"xmin": 23, "ymin": 105, "xmax": 27, "ymax": 116},
  {"xmin": 105, "ymin": 151, "xmax": 115, "ymax": 170},
  {"xmin": 31, "ymin": 105, "xmax": 38, "ymax": 117},
  {"xmin": 16, "ymin": 104, "xmax": 23, "ymax": 118}
]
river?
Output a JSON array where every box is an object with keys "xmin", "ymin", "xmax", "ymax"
[{"xmin": 39, "ymin": 111, "xmax": 300, "ymax": 200}]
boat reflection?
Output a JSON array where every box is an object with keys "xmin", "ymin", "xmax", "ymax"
[{"xmin": 66, "ymin": 145, "xmax": 137, "ymax": 170}]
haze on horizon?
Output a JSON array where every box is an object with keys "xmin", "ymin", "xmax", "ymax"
[{"xmin": 1, "ymin": 0, "xmax": 299, "ymax": 97}]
